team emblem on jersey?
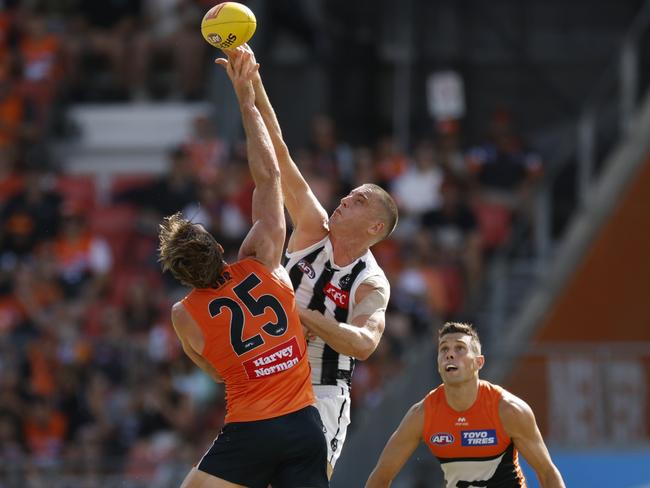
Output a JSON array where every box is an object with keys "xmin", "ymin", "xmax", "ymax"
[
  {"xmin": 430, "ymin": 432, "xmax": 455, "ymax": 445},
  {"xmin": 297, "ymin": 259, "xmax": 316, "ymax": 278},
  {"xmin": 330, "ymin": 438, "xmax": 338, "ymax": 452},
  {"xmin": 461, "ymin": 429, "xmax": 497, "ymax": 446},
  {"xmin": 338, "ymin": 273, "xmax": 352, "ymax": 288}
]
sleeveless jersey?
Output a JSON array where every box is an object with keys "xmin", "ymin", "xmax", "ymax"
[
  {"xmin": 182, "ymin": 258, "xmax": 315, "ymax": 423},
  {"xmin": 284, "ymin": 236, "xmax": 389, "ymax": 388},
  {"xmin": 422, "ymin": 380, "xmax": 527, "ymax": 488}
]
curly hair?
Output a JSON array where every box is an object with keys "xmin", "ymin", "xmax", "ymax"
[
  {"xmin": 158, "ymin": 213, "xmax": 225, "ymax": 289},
  {"xmin": 438, "ymin": 322, "xmax": 482, "ymax": 355}
]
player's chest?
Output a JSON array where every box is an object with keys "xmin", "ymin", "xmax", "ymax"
[{"xmin": 425, "ymin": 412, "xmax": 509, "ymax": 458}]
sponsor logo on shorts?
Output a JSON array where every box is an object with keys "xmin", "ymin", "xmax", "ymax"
[
  {"xmin": 324, "ymin": 282, "xmax": 349, "ymax": 308},
  {"xmin": 430, "ymin": 433, "xmax": 455, "ymax": 445},
  {"xmin": 242, "ymin": 337, "xmax": 303, "ymax": 379},
  {"xmin": 461, "ymin": 429, "xmax": 497, "ymax": 446},
  {"xmin": 207, "ymin": 33, "xmax": 222, "ymax": 45},
  {"xmin": 297, "ymin": 259, "xmax": 316, "ymax": 278}
]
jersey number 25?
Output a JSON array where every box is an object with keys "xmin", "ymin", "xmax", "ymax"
[{"xmin": 208, "ymin": 273, "xmax": 289, "ymax": 356}]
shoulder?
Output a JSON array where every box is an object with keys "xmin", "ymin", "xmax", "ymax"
[
  {"xmin": 401, "ymin": 399, "xmax": 426, "ymax": 430},
  {"xmin": 171, "ymin": 301, "xmax": 205, "ymax": 351},
  {"xmin": 498, "ymin": 388, "xmax": 536, "ymax": 435},
  {"xmin": 171, "ymin": 301, "xmax": 193, "ymax": 329}
]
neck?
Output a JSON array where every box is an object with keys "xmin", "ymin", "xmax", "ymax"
[
  {"xmin": 444, "ymin": 377, "xmax": 480, "ymax": 412},
  {"xmin": 329, "ymin": 230, "xmax": 370, "ymax": 267}
]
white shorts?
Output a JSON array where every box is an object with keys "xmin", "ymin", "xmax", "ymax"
[{"xmin": 313, "ymin": 385, "xmax": 351, "ymax": 469}]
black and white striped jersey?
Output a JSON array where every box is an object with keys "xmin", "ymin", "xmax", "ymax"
[{"xmin": 284, "ymin": 236, "xmax": 389, "ymax": 389}]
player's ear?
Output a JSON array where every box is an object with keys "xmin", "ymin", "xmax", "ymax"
[
  {"xmin": 476, "ymin": 355, "xmax": 485, "ymax": 370},
  {"xmin": 368, "ymin": 221, "xmax": 385, "ymax": 237}
]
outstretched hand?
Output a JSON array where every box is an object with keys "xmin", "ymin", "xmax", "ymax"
[{"xmin": 215, "ymin": 44, "xmax": 259, "ymax": 105}]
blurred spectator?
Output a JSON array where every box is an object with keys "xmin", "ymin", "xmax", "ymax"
[
  {"xmin": 466, "ymin": 109, "xmax": 543, "ymax": 251},
  {"xmin": 422, "ymin": 178, "xmax": 483, "ymax": 303},
  {"xmin": 466, "ymin": 109, "xmax": 542, "ymax": 205},
  {"xmin": 374, "ymin": 134, "xmax": 408, "ymax": 188},
  {"xmin": 0, "ymin": 144, "xmax": 24, "ymax": 206},
  {"xmin": 17, "ymin": 9, "xmax": 64, "ymax": 134},
  {"xmin": 66, "ymin": 0, "xmax": 144, "ymax": 99},
  {"xmin": 23, "ymin": 394, "xmax": 68, "ymax": 462},
  {"xmin": 0, "ymin": 60, "xmax": 31, "ymax": 148},
  {"xmin": 308, "ymin": 114, "xmax": 354, "ymax": 191},
  {"xmin": 52, "ymin": 202, "xmax": 112, "ymax": 300},
  {"xmin": 183, "ymin": 114, "xmax": 228, "ymax": 182},
  {"xmin": 391, "ymin": 138, "xmax": 445, "ymax": 236},
  {"xmin": 0, "ymin": 167, "xmax": 61, "ymax": 259},
  {"xmin": 115, "ymin": 146, "xmax": 198, "ymax": 233},
  {"xmin": 434, "ymin": 119, "xmax": 468, "ymax": 182},
  {"xmin": 132, "ymin": 0, "xmax": 207, "ymax": 99}
]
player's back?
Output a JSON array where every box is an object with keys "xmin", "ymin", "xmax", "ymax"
[{"xmin": 182, "ymin": 258, "xmax": 315, "ymax": 423}]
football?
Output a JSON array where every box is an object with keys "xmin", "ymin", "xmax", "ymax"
[{"xmin": 201, "ymin": 2, "xmax": 257, "ymax": 50}]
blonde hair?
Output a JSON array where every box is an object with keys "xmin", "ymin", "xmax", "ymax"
[{"xmin": 158, "ymin": 213, "xmax": 225, "ymax": 288}]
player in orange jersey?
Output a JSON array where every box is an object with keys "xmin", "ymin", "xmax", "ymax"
[
  {"xmin": 158, "ymin": 49, "xmax": 328, "ymax": 488},
  {"xmin": 366, "ymin": 322, "xmax": 565, "ymax": 488}
]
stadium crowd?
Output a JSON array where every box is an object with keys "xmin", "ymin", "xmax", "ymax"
[{"xmin": 0, "ymin": 1, "xmax": 542, "ymax": 485}]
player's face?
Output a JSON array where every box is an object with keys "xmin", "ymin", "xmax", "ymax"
[
  {"xmin": 437, "ymin": 333, "xmax": 483, "ymax": 385},
  {"xmin": 330, "ymin": 185, "xmax": 379, "ymax": 230}
]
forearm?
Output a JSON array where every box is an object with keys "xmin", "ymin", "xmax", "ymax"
[
  {"xmin": 539, "ymin": 467, "xmax": 566, "ymax": 488},
  {"xmin": 238, "ymin": 102, "xmax": 279, "ymax": 185},
  {"xmin": 300, "ymin": 309, "xmax": 376, "ymax": 360},
  {"xmin": 365, "ymin": 471, "xmax": 392, "ymax": 488},
  {"xmin": 183, "ymin": 345, "xmax": 224, "ymax": 384},
  {"xmin": 252, "ymin": 76, "xmax": 309, "ymax": 211}
]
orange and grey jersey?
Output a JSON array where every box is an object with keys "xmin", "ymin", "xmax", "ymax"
[{"xmin": 422, "ymin": 380, "xmax": 527, "ymax": 488}]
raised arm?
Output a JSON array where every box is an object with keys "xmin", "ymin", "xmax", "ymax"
[
  {"xmin": 228, "ymin": 45, "xmax": 329, "ymax": 251},
  {"xmin": 216, "ymin": 49, "xmax": 285, "ymax": 269},
  {"xmin": 365, "ymin": 401, "xmax": 424, "ymax": 488},
  {"xmin": 500, "ymin": 394, "xmax": 566, "ymax": 488}
]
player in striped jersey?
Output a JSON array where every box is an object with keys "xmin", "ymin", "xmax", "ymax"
[
  {"xmin": 365, "ymin": 322, "xmax": 565, "ymax": 488},
  {"xmin": 218, "ymin": 45, "xmax": 399, "ymax": 476}
]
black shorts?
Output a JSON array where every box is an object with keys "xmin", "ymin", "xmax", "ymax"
[{"xmin": 197, "ymin": 405, "xmax": 329, "ymax": 488}]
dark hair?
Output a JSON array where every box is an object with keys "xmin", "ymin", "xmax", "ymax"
[
  {"xmin": 158, "ymin": 213, "xmax": 225, "ymax": 288},
  {"xmin": 438, "ymin": 322, "xmax": 482, "ymax": 354},
  {"xmin": 366, "ymin": 183, "xmax": 399, "ymax": 240}
]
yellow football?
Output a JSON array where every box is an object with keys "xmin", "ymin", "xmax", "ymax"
[{"xmin": 201, "ymin": 2, "xmax": 257, "ymax": 50}]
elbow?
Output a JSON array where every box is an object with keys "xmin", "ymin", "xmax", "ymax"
[{"xmin": 353, "ymin": 339, "xmax": 378, "ymax": 361}]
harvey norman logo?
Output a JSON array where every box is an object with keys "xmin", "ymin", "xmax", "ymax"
[
  {"xmin": 242, "ymin": 337, "xmax": 302, "ymax": 380},
  {"xmin": 461, "ymin": 429, "xmax": 497, "ymax": 446}
]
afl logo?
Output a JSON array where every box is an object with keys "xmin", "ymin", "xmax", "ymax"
[
  {"xmin": 207, "ymin": 33, "xmax": 222, "ymax": 45},
  {"xmin": 430, "ymin": 433, "xmax": 455, "ymax": 445},
  {"xmin": 297, "ymin": 260, "xmax": 315, "ymax": 279}
]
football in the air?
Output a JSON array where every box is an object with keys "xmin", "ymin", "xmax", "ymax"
[{"xmin": 201, "ymin": 2, "xmax": 257, "ymax": 50}]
